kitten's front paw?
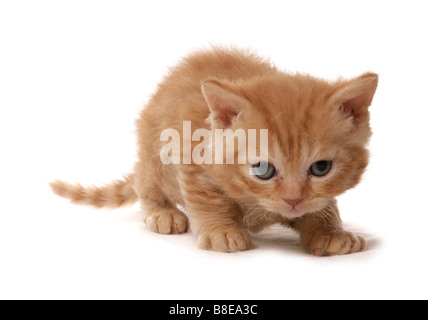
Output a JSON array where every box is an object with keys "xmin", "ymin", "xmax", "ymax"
[
  {"xmin": 144, "ymin": 209, "xmax": 189, "ymax": 235},
  {"xmin": 303, "ymin": 231, "xmax": 366, "ymax": 256},
  {"xmin": 197, "ymin": 229, "xmax": 254, "ymax": 253}
]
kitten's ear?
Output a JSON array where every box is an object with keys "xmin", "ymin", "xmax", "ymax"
[
  {"xmin": 331, "ymin": 73, "xmax": 378, "ymax": 124},
  {"xmin": 201, "ymin": 80, "xmax": 249, "ymax": 128}
]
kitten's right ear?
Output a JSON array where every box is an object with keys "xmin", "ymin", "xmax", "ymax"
[{"xmin": 201, "ymin": 80, "xmax": 249, "ymax": 128}]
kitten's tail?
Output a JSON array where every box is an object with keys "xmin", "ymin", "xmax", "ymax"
[{"xmin": 49, "ymin": 174, "xmax": 138, "ymax": 209}]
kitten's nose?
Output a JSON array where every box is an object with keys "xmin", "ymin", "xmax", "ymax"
[{"xmin": 283, "ymin": 198, "xmax": 303, "ymax": 208}]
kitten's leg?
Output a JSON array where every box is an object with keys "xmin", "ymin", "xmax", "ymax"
[
  {"xmin": 141, "ymin": 199, "xmax": 189, "ymax": 235},
  {"xmin": 135, "ymin": 182, "xmax": 188, "ymax": 235},
  {"xmin": 290, "ymin": 201, "xmax": 366, "ymax": 256},
  {"xmin": 180, "ymin": 175, "xmax": 254, "ymax": 252}
]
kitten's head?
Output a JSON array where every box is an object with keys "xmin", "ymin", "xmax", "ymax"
[{"xmin": 202, "ymin": 72, "xmax": 378, "ymax": 219}]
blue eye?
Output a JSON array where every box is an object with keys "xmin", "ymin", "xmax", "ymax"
[
  {"xmin": 309, "ymin": 161, "xmax": 332, "ymax": 177},
  {"xmin": 252, "ymin": 162, "xmax": 277, "ymax": 180}
]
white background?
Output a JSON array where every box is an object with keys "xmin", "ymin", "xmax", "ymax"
[{"xmin": 1, "ymin": 0, "xmax": 427, "ymax": 300}]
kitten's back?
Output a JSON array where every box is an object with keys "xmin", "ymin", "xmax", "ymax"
[
  {"xmin": 139, "ymin": 47, "xmax": 279, "ymax": 139},
  {"xmin": 158, "ymin": 47, "xmax": 279, "ymax": 95}
]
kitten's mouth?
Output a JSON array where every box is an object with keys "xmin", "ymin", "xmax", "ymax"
[
  {"xmin": 287, "ymin": 208, "xmax": 304, "ymax": 216},
  {"xmin": 261, "ymin": 200, "xmax": 322, "ymax": 219},
  {"xmin": 278, "ymin": 206, "xmax": 306, "ymax": 218},
  {"xmin": 280, "ymin": 198, "xmax": 307, "ymax": 216}
]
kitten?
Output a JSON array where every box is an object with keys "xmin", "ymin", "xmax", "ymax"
[{"xmin": 50, "ymin": 47, "xmax": 378, "ymax": 256}]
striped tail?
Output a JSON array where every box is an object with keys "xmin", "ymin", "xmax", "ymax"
[{"xmin": 49, "ymin": 174, "xmax": 137, "ymax": 208}]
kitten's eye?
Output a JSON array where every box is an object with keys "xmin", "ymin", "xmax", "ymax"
[
  {"xmin": 309, "ymin": 160, "xmax": 332, "ymax": 177},
  {"xmin": 252, "ymin": 162, "xmax": 277, "ymax": 180}
]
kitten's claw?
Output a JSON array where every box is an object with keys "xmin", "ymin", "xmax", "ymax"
[
  {"xmin": 144, "ymin": 209, "xmax": 189, "ymax": 234},
  {"xmin": 197, "ymin": 229, "xmax": 254, "ymax": 253},
  {"xmin": 305, "ymin": 231, "xmax": 366, "ymax": 256}
]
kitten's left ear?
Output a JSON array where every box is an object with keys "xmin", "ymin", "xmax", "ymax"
[
  {"xmin": 201, "ymin": 80, "xmax": 249, "ymax": 128},
  {"xmin": 331, "ymin": 73, "xmax": 378, "ymax": 124}
]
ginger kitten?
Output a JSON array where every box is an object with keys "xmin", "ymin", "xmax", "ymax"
[{"xmin": 51, "ymin": 47, "xmax": 378, "ymax": 256}]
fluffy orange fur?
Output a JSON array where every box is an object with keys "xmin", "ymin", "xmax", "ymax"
[{"xmin": 50, "ymin": 47, "xmax": 378, "ymax": 256}]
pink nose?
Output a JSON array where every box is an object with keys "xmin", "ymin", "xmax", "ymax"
[{"xmin": 283, "ymin": 198, "xmax": 303, "ymax": 208}]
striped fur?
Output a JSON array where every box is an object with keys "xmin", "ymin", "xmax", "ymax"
[{"xmin": 50, "ymin": 174, "xmax": 137, "ymax": 208}]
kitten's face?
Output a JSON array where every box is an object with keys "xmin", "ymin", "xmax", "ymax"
[
  {"xmin": 242, "ymin": 118, "xmax": 370, "ymax": 219},
  {"xmin": 203, "ymin": 73, "xmax": 377, "ymax": 219}
]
